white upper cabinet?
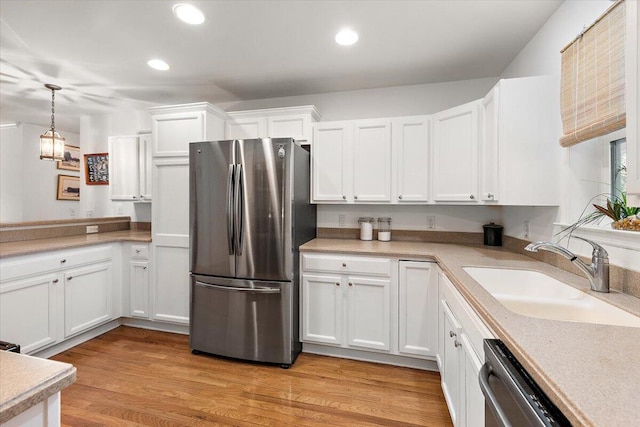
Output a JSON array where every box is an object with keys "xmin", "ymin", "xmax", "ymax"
[
  {"xmin": 109, "ymin": 133, "xmax": 152, "ymax": 202},
  {"xmin": 393, "ymin": 116, "xmax": 430, "ymax": 202},
  {"xmin": 149, "ymin": 102, "xmax": 228, "ymax": 157},
  {"xmin": 481, "ymin": 76, "xmax": 561, "ymax": 205},
  {"xmin": 352, "ymin": 119, "xmax": 392, "ymax": 202},
  {"xmin": 432, "ymin": 100, "xmax": 481, "ymax": 203},
  {"xmin": 225, "ymin": 106, "xmax": 320, "ymax": 144},
  {"xmin": 312, "ymin": 121, "xmax": 352, "ymax": 202}
]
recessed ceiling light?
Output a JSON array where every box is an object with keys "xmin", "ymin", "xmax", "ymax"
[
  {"xmin": 173, "ymin": 3, "xmax": 206, "ymax": 25},
  {"xmin": 335, "ymin": 28, "xmax": 359, "ymax": 46},
  {"xmin": 147, "ymin": 59, "xmax": 170, "ymax": 71}
]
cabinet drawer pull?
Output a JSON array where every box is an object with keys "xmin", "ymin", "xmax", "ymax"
[
  {"xmin": 342, "ymin": 195, "xmax": 346, "ymax": 200},
  {"xmin": 354, "ymin": 195, "xmax": 358, "ymax": 200},
  {"xmin": 335, "ymin": 282, "xmax": 340, "ymax": 287},
  {"xmin": 52, "ymin": 279, "xmax": 59, "ymax": 284},
  {"xmin": 136, "ymin": 249, "xmax": 141, "ymax": 254},
  {"xmin": 469, "ymin": 194, "xmax": 475, "ymax": 200},
  {"xmin": 342, "ymin": 263, "xmax": 347, "ymax": 267},
  {"xmin": 143, "ymin": 266, "xmax": 147, "ymax": 270},
  {"xmin": 487, "ymin": 193, "xmax": 494, "ymax": 199},
  {"xmin": 60, "ymin": 259, "xmax": 67, "ymax": 264},
  {"xmin": 454, "ymin": 340, "xmax": 462, "ymax": 348},
  {"xmin": 67, "ymin": 276, "xmax": 73, "ymax": 281},
  {"xmin": 449, "ymin": 330, "xmax": 456, "ymax": 338},
  {"xmin": 398, "ymin": 195, "xmax": 403, "ymax": 200},
  {"xmin": 348, "ymin": 282, "xmax": 353, "ymax": 287}
]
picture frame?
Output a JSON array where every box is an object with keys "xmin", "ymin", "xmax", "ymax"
[
  {"xmin": 57, "ymin": 145, "xmax": 81, "ymax": 171},
  {"xmin": 56, "ymin": 175, "xmax": 80, "ymax": 201},
  {"xmin": 84, "ymin": 153, "xmax": 109, "ymax": 185}
]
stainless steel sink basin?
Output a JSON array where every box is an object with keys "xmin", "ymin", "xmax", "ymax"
[{"xmin": 463, "ymin": 267, "xmax": 640, "ymax": 328}]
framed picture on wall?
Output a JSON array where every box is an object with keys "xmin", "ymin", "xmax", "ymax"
[
  {"xmin": 56, "ymin": 175, "xmax": 80, "ymax": 201},
  {"xmin": 84, "ymin": 153, "xmax": 109, "ymax": 185},
  {"xmin": 57, "ymin": 145, "xmax": 80, "ymax": 171}
]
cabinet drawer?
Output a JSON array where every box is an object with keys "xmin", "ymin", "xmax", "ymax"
[
  {"xmin": 131, "ymin": 245, "xmax": 150, "ymax": 260},
  {"xmin": 0, "ymin": 245, "xmax": 113, "ymax": 282},
  {"xmin": 302, "ymin": 253, "xmax": 390, "ymax": 277}
]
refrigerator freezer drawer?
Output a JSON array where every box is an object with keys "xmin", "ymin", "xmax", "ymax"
[{"xmin": 189, "ymin": 275, "xmax": 299, "ymax": 365}]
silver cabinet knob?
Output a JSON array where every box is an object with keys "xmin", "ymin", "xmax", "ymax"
[
  {"xmin": 60, "ymin": 259, "xmax": 66, "ymax": 264},
  {"xmin": 132, "ymin": 196, "xmax": 137, "ymax": 199},
  {"xmin": 136, "ymin": 249, "xmax": 141, "ymax": 253},
  {"xmin": 398, "ymin": 195, "xmax": 403, "ymax": 200},
  {"xmin": 354, "ymin": 195, "xmax": 358, "ymax": 200},
  {"xmin": 348, "ymin": 282, "xmax": 353, "ymax": 287},
  {"xmin": 487, "ymin": 193, "xmax": 494, "ymax": 199},
  {"xmin": 52, "ymin": 279, "xmax": 59, "ymax": 284},
  {"xmin": 335, "ymin": 282, "xmax": 340, "ymax": 286},
  {"xmin": 449, "ymin": 331, "xmax": 456, "ymax": 338},
  {"xmin": 143, "ymin": 266, "xmax": 147, "ymax": 270},
  {"xmin": 342, "ymin": 263, "xmax": 347, "ymax": 267},
  {"xmin": 454, "ymin": 340, "xmax": 462, "ymax": 348},
  {"xmin": 342, "ymin": 195, "xmax": 346, "ymax": 200},
  {"xmin": 469, "ymin": 194, "xmax": 475, "ymax": 200},
  {"xmin": 67, "ymin": 276, "xmax": 73, "ymax": 281}
]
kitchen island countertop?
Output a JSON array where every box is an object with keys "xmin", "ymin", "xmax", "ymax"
[{"xmin": 300, "ymin": 238, "xmax": 640, "ymax": 427}]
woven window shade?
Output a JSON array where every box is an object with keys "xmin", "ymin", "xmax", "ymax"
[{"xmin": 560, "ymin": 0, "xmax": 626, "ymax": 147}]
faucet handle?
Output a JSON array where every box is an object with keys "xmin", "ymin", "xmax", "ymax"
[{"xmin": 573, "ymin": 236, "xmax": 608, "ymax": 258}]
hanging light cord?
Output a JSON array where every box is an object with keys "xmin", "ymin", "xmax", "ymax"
[{"xmin": 50, "ymin": 88, "xmax": 56, "ymax": 133}]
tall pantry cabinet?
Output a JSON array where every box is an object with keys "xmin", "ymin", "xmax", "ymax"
[{"xmin": 148, "ymin": 103, "xmax": 227, "ymax": 324}]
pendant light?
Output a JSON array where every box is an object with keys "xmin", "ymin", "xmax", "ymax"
[{"xmin": 40, "ymin": 84, "xmax": 65, "ymax": 161}]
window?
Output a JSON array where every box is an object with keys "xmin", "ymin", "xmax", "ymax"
[{"xmin": 610, "ymin": 138, "xmax": 627, "ymax": 198}]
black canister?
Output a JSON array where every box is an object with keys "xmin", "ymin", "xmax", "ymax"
[{"xmin": 483, "ymin": 223, "xmax": 503, "ymax": 246}]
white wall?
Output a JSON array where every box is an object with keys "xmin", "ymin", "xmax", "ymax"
[
  {"xmin": 79, "ymin": 110, "xmax": 152, "ymax": 222},
  {"xmin": 0, "ymin": 123, "xmax": 80, "ymax": 222},
  {"xmin": 498, "ymin": 0, "xmax": 639, "ymax": 272}
]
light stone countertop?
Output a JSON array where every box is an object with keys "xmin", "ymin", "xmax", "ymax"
[
  {"xmin": 301, "ymin": 238, "xmax": 640, "ymax": 427},
  {"xmin": 0, "ymin": 351, "xmax": 76, "ymax": 423},
  {"xmin": 0, "ymin": 230, "xmax": 152, "ymax": 258}
]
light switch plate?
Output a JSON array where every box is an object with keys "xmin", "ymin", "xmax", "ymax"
[{"xmin": 86, "ymin": 225, "xmax": 99, "ymax": 234}]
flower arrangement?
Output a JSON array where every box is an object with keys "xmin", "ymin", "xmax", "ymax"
[{"xmin": 559, "ymin": 192, "xmax": 640, "ymax": 237}]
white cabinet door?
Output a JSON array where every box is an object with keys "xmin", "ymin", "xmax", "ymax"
[
  {"xmin": 152, "ymin": 158, "xmax": 190, "ymax": 324},
  {"xmin": 352, "ymin": 119, "xmax": 392, "ymax": 202},
  {"xmin": 346, "ymin": 275, "xmax": 391, "ymax": 351},
  {"xmin": 441, "ymin": 300, "xmax": 463, "ymax": 426},
  {"xmin": 225, "ymin": 117, "xmax": 267, "ymax": 139},
  {"xmin": 0, "ymin": 273, "xmax": 60, "ymax": 354},
  {"xmin": 129, "ymin": 261, "xmax": 150, "ymax": 319},
  {"xmin": 152, "ymin": 111, "xmax": 204, "ymax": 157},
  {"xmin": 432, "ymin": 101, "xmax": 480, "ymax": 203},
  {"xmin": 460, "ymin": 333, "xmax": 485, "ymax": 427},
  {"xmin": 138, "ymin": 133, "xmax": 152, "ymax": 201},
  {"xmin": 64, "ymin": 262, "xmax": 113, "ymax": 337},
  {"xmin": 109, "ymin": 136, "xmax": 140, "ymax": 201},
  {"xmin": 393, "ymin": 116, "xmax": 430, "ymax": 202},
  {"xmin": 398, "ymin": 261, "xmax": 437, "ymax": 358},
  {"xmin": 302, "ymin": 274, "xmax": 343, "ymax": 345},
  {"xmin": 268, "ymin": 114, "xmax": 312, "ymax": 143},
  {"xmin": 312, "ymin": 122, "xmax": 352, "ymax": 202},
  {"xmin": 480, "ymin": 86, "xmax": 499, "ymax": 202}
]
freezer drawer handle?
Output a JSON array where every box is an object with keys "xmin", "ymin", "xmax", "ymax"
[
  {"xmin": 479, "ymin": 362, "xmax": 510, "ymax": 427},
  {"xmin": 195, "ymin": 281, "xmax": 280, "ymax": 294}
]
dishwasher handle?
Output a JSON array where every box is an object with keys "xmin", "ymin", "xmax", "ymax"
[
  {"xmin": 479, "ymin": 362, "xmax": 512, "ymax": 427},
  {"xmin": 195, "ymin": 281, "xmax": 280, "ymax": 294}
]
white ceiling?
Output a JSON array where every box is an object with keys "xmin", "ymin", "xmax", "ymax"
[{"xmin": 0, "ymin": 0, "xmax": 562, "ymax": 133}]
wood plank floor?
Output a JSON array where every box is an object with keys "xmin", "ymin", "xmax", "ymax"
[{"xmin": 51, "ymin": 326, "xmax": 453, "ymax": 426}]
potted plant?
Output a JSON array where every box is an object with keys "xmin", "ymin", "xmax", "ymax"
[{"xmin": 559, "ymin": 192, "xmax": 640, "ymax": 237}]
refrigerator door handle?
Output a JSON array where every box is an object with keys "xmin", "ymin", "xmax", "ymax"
[
  {"xmin": 195, "ymin": 281, "xmax": 281, "ymax": 294},
  {"xmin": 234, "ymin": 164, "xmax": 244, "ymax": 255},
  {"xmin": 226, "ymin": 164, "xmax": 235, "ymax": 255}
]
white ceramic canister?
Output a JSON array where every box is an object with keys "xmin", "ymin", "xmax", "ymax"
[
  {"xmin": 358, "ymin": 217, "xmax": 374, "ymax": 241},
  {"xmin": 377, "ymin": 217, "xmax": 391, "ymax": 241}
]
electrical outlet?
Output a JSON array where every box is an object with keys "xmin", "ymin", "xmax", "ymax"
[
  {"xmin": 86, "ymin": 210, "xmax": 94, "ymax": 218},
  {"xmin": 338, "ymin": 214, "xmax": 346, "ymax": 227},
  {"xmin": 86, "ymin": 225, "xmax": 99, "ymax": 234},
  {"xmin": 524, "ymin": 220, "xmax": 530, "ymax": 238},
  {"xmin": 426, "ymin": 216, "xmax": 435, "ymax": 230}
]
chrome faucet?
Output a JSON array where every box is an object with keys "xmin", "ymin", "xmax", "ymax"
[{"xmin": 524, "ymin": 237, "xmax": 610, "ymax": 293}]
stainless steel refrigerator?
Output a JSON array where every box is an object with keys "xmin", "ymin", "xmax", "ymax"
[{"xmin": 188, "ymin": 138, "xmax": 316, "ymax": 367}]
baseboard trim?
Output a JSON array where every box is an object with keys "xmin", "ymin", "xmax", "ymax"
[
  {"xmin": 34, "ymin": 319, "xmax": 122, "ymax": 359},
  {"xmin": 302, "ymin": 343, "xmax": 439, "ymax": 371},
  {"xmin": 121, "ymin": 317, "xmax": 189, "ymax": 335}
]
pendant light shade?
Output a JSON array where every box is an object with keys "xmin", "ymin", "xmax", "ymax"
[{"xmin": 40, "ymin": 84, "xmax": 65, "ymax": 161}]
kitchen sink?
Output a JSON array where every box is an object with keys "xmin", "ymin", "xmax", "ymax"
[{"xmin": 463, "ymin": 267, "xmax": 640, "ymax": 328}]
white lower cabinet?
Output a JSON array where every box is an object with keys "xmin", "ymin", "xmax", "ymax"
[
  {"xmin": 64, "ymin": 262, "xmax": 113, "ymax": 337},
  {"xmin": 302, "ymin": 274, "xmax": 342, "ymax": 345},
  {"xmin": 129, "ymin": 261, "xmax": 150, "ymax": 319},
  {"xmin": 347, "ymin": 275, "xmax": 391, "ymax": 351},
  {"xmin": 0, "ymin": 245, "xmax": 116, "ymax": 354},
  {"xmin": 0, "ymin": 273, "xmax": 60, "ymax": 354},
  {"xmin": 438, "ymin": 268, "xmax": 494, "ymax": 427}
]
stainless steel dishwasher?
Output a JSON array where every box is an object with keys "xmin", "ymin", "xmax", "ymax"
[{"xmin": 479, "ymin": 339, "xmax": 571, "ymax": 427}]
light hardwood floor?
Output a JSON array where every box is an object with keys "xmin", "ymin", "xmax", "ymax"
[{"xmin": 51, "ymin": 326, "xmax": 453, "ymax": 426}]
